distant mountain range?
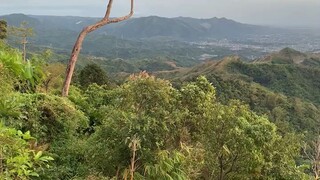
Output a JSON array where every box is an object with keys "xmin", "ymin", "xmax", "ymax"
[
  {"xmin": 1, "ymin": 13, "xmax": 278, "ymax": 41},
  {"xmin": 2, "ymin": 13, "xmax": 319, "ymax": 68}
]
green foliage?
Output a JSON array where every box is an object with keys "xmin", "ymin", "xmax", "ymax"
[
  {"xmin": 302, "ymin": 57, "xmax": 320, "ymax": 68},
  {"xmin": 1, "ymin": 93, "xmax": 88, "ymax": 142},
  {"xmin": 41, "ymin": 63, "xmax": 65, "ymax": 93},
  {"xmin": 0, "ymin": 80, "xmax": 88, "ymax": 179},
  {"xmin": 144, "ymin": 150, "xmax": 188, "ymax": 180},
  {"xmin": 179, "ymin": 76, "xmax": 216, "ymax": 139},
  {"xmin": 0, "ymin": 95, "xmax": 22, "ymax": 119},
  {"xmin": 8, "ymin": 21, "xmax": 34, "ymax": 40},
  {"xmin": 164, "ymin": 57, "xmax": 320, "ymax": 138},
  {"xmin": 0, "ymin": 47, "xmax": 25, "ymax": 77},
  {"xmin": 0, "ymin": 62, "xmax": 13, "ymax": 95},
  {"xmin": 0, "ymin": 123, "xmax": 53, "ymax": 179},
  {"xmin": 81, "ymin": 73, "xmax": 180, "ymax": 177},
  {"xmin": 64, "ymin": 74, "xmax": 308, "ymax": 179},
  {"xmin": 228, "ymin": 61, "xmax": 320, "ymax": 105},
  {"xmin": 137, "ymin": 59, "xmax": 176, "ymax": 72},
  {"xmin": 158, "ymin": 55, "xmax": 320, "ymax": 178},
  {"xmin": 0, "ymin": 43, "xmax": 316, "ymax": 179},
  {"xmin": 0, "ymin": 20, "xmax": 7, "ymax": 40},
  {"xmin": 78, "ymin": 63, "xmax": 109, "ymax": 88},
  {"xmin": 202, "ymin": 74, "xmax": 320, "ymax": 135},
  {"xmin": 0, "ymin": 45, "xmax": 45, "ymax": 92},
  {"xmin": 201, "ymin": 101, "xmax": 307, "ymax": 179}
]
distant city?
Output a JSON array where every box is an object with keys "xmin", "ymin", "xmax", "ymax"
[
  {"xmin": 192, "ymin": 31, "xmax": 320, "ymax": 60},
  {"xmin": 1, "ymin": 14, "xmax": 320, "ymax": 61}
]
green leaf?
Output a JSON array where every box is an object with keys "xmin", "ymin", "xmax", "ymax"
[{"xmin": 34, "ymin": 151, "xmax": 43, "ymax": 160}]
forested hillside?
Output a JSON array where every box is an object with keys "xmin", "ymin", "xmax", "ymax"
[
  {"xmin": 2, "ymin": 35, "xmax": 320, "ymax": 179},
  {"xmin": 0, "ymin": 14, "xmax": 271, "ymax": 41},
  {"xmin": 156, "ymin": 53, "xmax": 320, "ymax": 138}
]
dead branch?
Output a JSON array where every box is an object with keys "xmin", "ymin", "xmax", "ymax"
[{"xmin": 62, "ymin": 0, "xmax": 134, "ymax": 96}]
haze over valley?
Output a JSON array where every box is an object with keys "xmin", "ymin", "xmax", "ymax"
[{"xmin": 1, "ymin": 13, "xmax": 320, "ymax": 73}]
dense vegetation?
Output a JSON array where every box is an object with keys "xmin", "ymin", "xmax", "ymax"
[
  {"xmin": 0, "ymin": 20, "xmax": 7, "ymax": 39},
  {"xmin": 159, "ymin": 56, "xmax": 320, "ymax": 132},
  {"xmin": 1, "ymin": 24, "xmax": 320, "ymax": 179}
]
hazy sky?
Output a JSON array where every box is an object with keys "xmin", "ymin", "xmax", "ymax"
[{"xmin": 1, "ymin": 0, "xmax": 320, "ymax": 28}]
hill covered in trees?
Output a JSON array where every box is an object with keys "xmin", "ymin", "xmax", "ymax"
[
  {"xmin": 156, "ymin": 50, "xmax": 320, "ymax": 137},
  {"xmin": 1, "ymin": 9, "xmax": 320, "ymax": 179},
  {"xmin": 0, "ymin": 13, "xmax": 273, "ymax": 41},
  {"xmin": 1, "ymin": 32, "xmax": 320, "ymax": 179}
]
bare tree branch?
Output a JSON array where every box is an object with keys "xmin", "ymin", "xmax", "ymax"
[
  {"xmin": 303, "ymin": 136, "xmax": 320, "ymax": 179},
  {"xmin": 104, "ymin": 0, "xmax": 114, "ymax": 19},
  {"xmin": 62, "ymin": 0, "xmax": 134, "ymax": 96}
]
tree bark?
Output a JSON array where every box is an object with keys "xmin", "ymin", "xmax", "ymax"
[
  {"xmin": 62, "ymin": 0, "xmax": 134, "ymax": 96},
  {"xmin": 303, "ymin": 135, "xmax": 320, "ymax": 179},
  {"xmin": 22, "ymin": 36, "xmax": 27, "ymax": 62},
  {"xmin": 130, "ymin": 139, "xmax": 137, "ymax": 180},
  {"xmin": 218, "ymin": 155, "xmax": 225, "ymax": 180}
]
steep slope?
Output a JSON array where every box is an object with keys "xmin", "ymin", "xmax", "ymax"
[
  {"xmin": 254, "ymin": 47, "xmax": 320, "ymax": 67},
  {"xmin": 155, "ymin": 52, "xmax": 320, "ymax": 135},
  {"xmin": 159, "ymin": 50, "xmax": 320, "ymax": 104},
  {"xmin": 0, "ymin": 14, "xmax": 40, "ymax": 27},
  {"xmin": 256, "ymin": 47, "xmax": 307, "ymax": 64},
  {"xmin": 228, "ymin": 59, "xmax": 320, "ymax": 104}
]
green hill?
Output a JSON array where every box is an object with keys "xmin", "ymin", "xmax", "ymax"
[
  {"xmin": 0, "ymin": 14, "xmax": 270, "ymax": 41},
  {"xmin": 1, "ymin": 38, "xmax": 318, "ymax": 179},
  {"xmin": 155, "ymin": 50, "xmax": 320, "ymax": 135}
]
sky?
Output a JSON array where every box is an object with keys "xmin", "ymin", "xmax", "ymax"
[{"xmin": 0, "ymin": 0, "xmax": 320, "ymax": 28}]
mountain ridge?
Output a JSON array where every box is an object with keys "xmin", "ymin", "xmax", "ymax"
[
  {"xmin": 155, "ymin": 48, "xmax": 320, "ymax": 104},
  {"xmin": 0, "ymin": 13, "xmax": 274, "ymax": 41}
]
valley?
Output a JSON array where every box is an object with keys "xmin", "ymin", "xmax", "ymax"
[{"xmin": 2, "ymin": 13, "xmax": 320, "ymax": 72}]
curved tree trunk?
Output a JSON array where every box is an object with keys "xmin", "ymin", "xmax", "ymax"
[{"xmin": 62, "ymin": 0, "xmax": 134, "ymax": 96}]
